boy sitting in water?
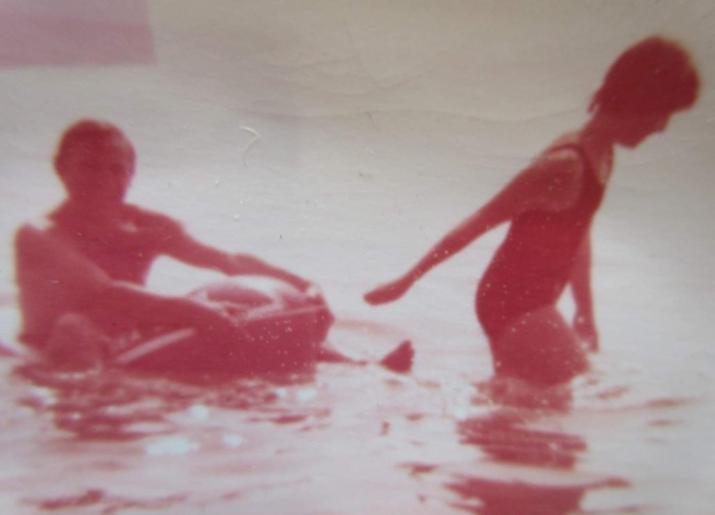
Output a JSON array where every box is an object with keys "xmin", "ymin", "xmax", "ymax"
[{"xmin": 15, "ymin": 119, "xmax": 323, "ymax": 371}]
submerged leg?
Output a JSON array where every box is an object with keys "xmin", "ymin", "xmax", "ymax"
[
  {"xmin": 45, "ymin": 312, "xmax": 109, "ymax": 370},
  {"xmin": 489, "ymin": 306, "xmax": 588, "ymax": 387}
]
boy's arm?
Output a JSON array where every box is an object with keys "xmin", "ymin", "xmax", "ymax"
[
  {"xmin": 15, "ymin": 224, "xmax": 237, "ymax": 335},
  {"xmin": 151, "ymin": 214, "xmax": 311, "ymax": 291},
  {"xmin": 15, "ymin": 223, "xmax": 111, "ymax": 308}
]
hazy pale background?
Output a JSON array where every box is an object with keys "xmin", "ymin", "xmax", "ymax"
[
  {"xmin": 0, "ymin": 2, "xmax": 714, "ymax": 512},
  {"xmin": 2, "ymin": 0, "xmax": 714, "ymax": 365}
]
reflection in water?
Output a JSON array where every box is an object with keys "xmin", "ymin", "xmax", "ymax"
[
  {"xmin": 458, "ymin": 411, "xmax": 585, "ymax": 469},
  {"xmin": 0, "ymin": 332, "xmax": 699, "ymax": 513},
  {"xmin": 447, "ymin": 385, "xmax": 629, "ymax": 515},
  {"xmin": 15, "ymin": 361, "xmax": 320, "ymax": 441},
  {"xmin": 33, "ymin": 489, "xmax": 186, "ymax": 513},
  {"xmin": 9, "ymin": 354, "xmax": 341, "ymax": 513},
  {"xmin": 448, "ymin": 475, "xmax": 628, "ymax": 515}
]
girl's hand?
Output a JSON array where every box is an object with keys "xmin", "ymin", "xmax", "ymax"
[
  {"xmin": 364, "ymin": 276, "xmax": 413, "ymax": 305},
  {"xmin": 574, "ymin": 312, "xmax": 598, "ymax": 352}
]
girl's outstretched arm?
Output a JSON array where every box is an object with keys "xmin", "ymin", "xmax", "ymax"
[
  {"xmin": 365, "ymin": 149, "xmax": 584, "ymax": 305},
  {"xmin": 364, "ymin": 200, "xmax": 508, "ymax": 305}
]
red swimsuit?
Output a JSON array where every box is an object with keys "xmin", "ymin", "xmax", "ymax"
[{"xmin": 476, "ymin": 143, "xmax": 605, "ymax": 383}]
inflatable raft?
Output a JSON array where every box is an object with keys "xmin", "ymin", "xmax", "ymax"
[{"xmin": 109, "ymin": 279, "xmax": 334, "ymax": 375}]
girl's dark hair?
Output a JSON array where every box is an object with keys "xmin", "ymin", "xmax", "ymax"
[{"xmin": 590, "ymin": 36, "xmax": 699, "ymax": 115}]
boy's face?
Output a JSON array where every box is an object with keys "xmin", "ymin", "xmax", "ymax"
[{"xmin": 59, "ymin": 137, "xmax": 135, "ymax": 205}]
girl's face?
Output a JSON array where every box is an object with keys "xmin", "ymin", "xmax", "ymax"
[
  {"xmin": 613, "ymin": 112, "xmax": 671, "ymax": 148},
  {"xmin": 59, "ymin": 137, "xmax": 135, "ymax": 206}
]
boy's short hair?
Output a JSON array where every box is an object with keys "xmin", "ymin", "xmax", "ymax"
[
  {"xmin": 54, "ymin": 119, "xmax": 135, "ymax": 178},
  {"xmin": 590, "ymin": 36, "xmax": 699, "ymax": 116}
]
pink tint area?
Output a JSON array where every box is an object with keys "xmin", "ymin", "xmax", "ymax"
[{"xmin": 0, "ymin": 0, "xmax": 153, "ymax": 67}]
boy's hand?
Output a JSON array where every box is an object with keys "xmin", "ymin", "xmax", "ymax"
[
  {"xmin": 304, "ymin": 282, "xmax": 322, "ymax": 299},
  {"xmin": 226, "ymin": 254, "xmax": 265, "ymax": 275},
  {"xmin": 286, "ymin": 274, "xmax": 314, "ymax": 293},
  {"xmin": 228, "ymin": 253, "xmax": 312, "ymax": 292},
  {"xmin": 160, "ymin": 296, "xmax": 239, "ymax": 336}
]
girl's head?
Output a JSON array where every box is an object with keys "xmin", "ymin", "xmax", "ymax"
[
  {"xmin": 591, "ymin": 36, "xmax": 699, "ymax": 116},
  {"xmin": 590, "ymin": 36, "xmax": 700, "ymax": 147},
  {"xmin": 54, "ymin": 119, "xmax": 136, "ymax": 204}
]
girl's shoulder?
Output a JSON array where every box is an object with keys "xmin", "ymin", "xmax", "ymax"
[
  {"xmin": 529, "ymin": 133, "xmax": 585, "ymax": 177},
  {"xmin": 514, "ymin": 135, "xmax": 586, "ymax": 214},
  {"xmin": 541, "ymin": 132, "xmax": 586, "ymax": 162}
]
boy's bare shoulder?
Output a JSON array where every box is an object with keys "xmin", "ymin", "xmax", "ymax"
[
  {"xmin": 125, "ymin": 204, "xmax": 184, "ymax": 233},
  {"xmin": 14, "ymin": 218, "xmax": 56, "ymax": 250},
  {"xmin": 18, "ymin": 217, "xmax": 53, "ymax": 233},
  {"xmin": 15, "ymin": 218, "xmax": 111, "ymax": 284},
  {"xmin": 15, "ymin": 220, "xmax": 64, "ymax": 269}
]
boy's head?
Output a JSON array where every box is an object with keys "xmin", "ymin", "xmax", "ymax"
[{"xmin": 54, "ymin": 119, "xmax": 136, "ymax": 204}]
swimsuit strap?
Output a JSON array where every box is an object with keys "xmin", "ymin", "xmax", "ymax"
[{"xmin": 547, "ymin": 142, "xmax": 596, "ymax": 182}]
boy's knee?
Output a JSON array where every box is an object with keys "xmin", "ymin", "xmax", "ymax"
[{"xmin": 45, "ymin": 313, "xmax": 107, "ymax": 370}]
